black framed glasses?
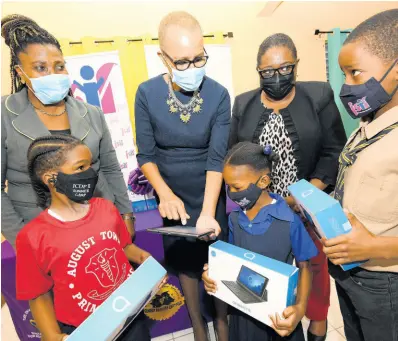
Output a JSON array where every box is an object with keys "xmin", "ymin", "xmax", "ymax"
[
  {"xmin": 162, "ymin": 49, "xmax": 209, "ymax": 71},
  {"xmin": 258, "ymin": 64, "xmax": 297, "ymax": 79}
]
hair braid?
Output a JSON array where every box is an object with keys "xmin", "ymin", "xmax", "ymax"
[
  {"xmin": 1, "ymin": 14, "xmax": 63, "ymax": 93},
  {"xmin": 27, "ymin": 135, "xmax": 84, "ymax": 208}
]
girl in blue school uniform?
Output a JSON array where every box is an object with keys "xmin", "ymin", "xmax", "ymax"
[{"xmin": 202, "ymin": 142, "xmax": 318, "ymax": 341}]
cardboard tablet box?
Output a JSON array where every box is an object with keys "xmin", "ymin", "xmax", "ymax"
[
  {"xmin": 209, "ymin": 241, "xmax": 299, "ymax": 327},
  {"xmin": 67, "ymin": 257, "xmax": 166, "ymax": 341},
  {"xmin": 288, "ymin": 179, "xmax": 365, "ymax": 271}
]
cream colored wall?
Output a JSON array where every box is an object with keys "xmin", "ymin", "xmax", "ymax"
[{"xmin": 2, "ymin": 1, "xmax": 397, "ymax": 97}]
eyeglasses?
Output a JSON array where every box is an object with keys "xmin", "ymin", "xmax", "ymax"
[
  {"xmin": 258, "ymin": 64, "xmax": 297, "ymax": 79},
  {"xmin": 162, "ymin": 50, "xmax": 209, "ymax": 71}
]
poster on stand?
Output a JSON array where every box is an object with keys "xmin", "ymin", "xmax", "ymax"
[{"xmin": 65, "ymin": 51, "xmax": 156, "ymax": 213}]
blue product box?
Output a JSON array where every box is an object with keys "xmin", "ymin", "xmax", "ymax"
[
  {"xmin": 209, "ymin": 241, "xmax": 299, "ymax": 327},
  {"xmin": 288, "ymin": 179, "xmax": 365, "ymax": 271},
  {"xmin": 67, "ymin": 257, "xmax": 166, "ymax": 341},
  {"xmin": 132, "ymin": 198, "xmax": 158, "ymax": 213}
]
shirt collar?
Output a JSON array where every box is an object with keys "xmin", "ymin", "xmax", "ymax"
[
  {"xmin": 237, "ymin": 193, "xmax": 294, "ymax": 223},
  {"xmin": 362, "ymin": 106, "xmax": 398, "ymax": 139}
]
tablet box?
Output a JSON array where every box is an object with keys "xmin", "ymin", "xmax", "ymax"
[
  {"xmin": 288, "ymin": 179, "xmax": 365, "ymax": 271},
  {"xmin": 209, "ymin": 241, "xmax": 299, "ymax": 327},
  {"xmin": 67, "ymin": 257, "xmax": 166, "ymax": 341}
]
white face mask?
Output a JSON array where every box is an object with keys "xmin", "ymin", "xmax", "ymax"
[
  {"xmin": 171, "ymin": 67, "xmax": 206, "ymax": 92},
  {"xmin": 162, "ymin": 52, "xmax": 207, "ymax": 92},
  {"xmin": 18, "ymin": 66, "xmax": 71, "ymax": 104}
]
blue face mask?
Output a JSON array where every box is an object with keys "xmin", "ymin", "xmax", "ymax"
[
  {"xmin": 171, "ymin": 67, "xmax": 206, "ymax": 92},
  {"xmin": 19, "ymin": 67, "xmax": 71, "ymax": 105}
]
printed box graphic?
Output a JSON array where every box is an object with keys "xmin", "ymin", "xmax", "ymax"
[
  {"xmin": 288, "ymin": 179, "xmax": 365, "ymax": 271},
  {"xmin": 67, "ymin": 257, "xmax": 166, "ymax": 341}
]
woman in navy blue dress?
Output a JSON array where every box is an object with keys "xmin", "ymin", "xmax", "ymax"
[{"xmin": 135, "ymin": 11, "xmax": 230, "ymax": 341}]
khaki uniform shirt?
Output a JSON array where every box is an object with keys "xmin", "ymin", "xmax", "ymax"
[{"xmin": 343, "ymin": 106, "xmax": 398, "ymax": 272}]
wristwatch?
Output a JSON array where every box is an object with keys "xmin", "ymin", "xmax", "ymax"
[{"xmin": 122, "ymin": 214, "xmax": 136, "ymax": 223}]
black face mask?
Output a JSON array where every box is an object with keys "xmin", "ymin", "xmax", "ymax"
[
  {"xmin": 54, "ymin": 168, "xmax": 99, "ymax": 203},
  {"xmin": 227, "ymin": 177, "xmax": 263, "ymax": 210},
  {"xmin": 261, "ymin": 72, "xmax": 295, "ymax": 101},
  {"xmin": 340, "ymin": 59, "xmax": 398, "ymax": 119}
]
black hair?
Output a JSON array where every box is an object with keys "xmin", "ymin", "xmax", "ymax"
[
  {"xmin": 1, "ymin": 14, "xmax": 63, "ymax": 93},
  {"xmin": 257, "ymin": 33, "xmax": 298, "ymax": 66},
  {"xmin": 27, "ymin": 135, "xmax": 85, "ymax": 209},
  {"xmin": 344, "ymin": 9, "xmax": 398, "ymax": 62},
  {"xmin": 225, "ymin": 142, "xmax": 280, "ymax": 173}
]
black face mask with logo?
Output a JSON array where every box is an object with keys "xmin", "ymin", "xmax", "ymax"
[
  {"xmin": 53, "ymin": 168, "xmax": 99, "ymax": 203},
  {"xmin": 339, "ymin": 59, "xmax": 398, "ymax": 119},
  {"xmin": 261, "ymin": 72, "xmax": 295, "ymax": 101},
  {"xmin": 227, "ymin": 177, "xmax": 263, "ymax": 210}
]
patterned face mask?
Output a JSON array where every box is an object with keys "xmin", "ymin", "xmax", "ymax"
[
  {"xmin": 227, "ymin": 177, "xmax": 263, "ymax": 210},
  {"xmin": 339, "ymin": 58, "xmax": 398, "ymax": 119}
]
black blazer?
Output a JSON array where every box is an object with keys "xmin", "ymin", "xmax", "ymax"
[{"xmin": 229, "ymin": 81, "xmax": 347, "ymax": 187}]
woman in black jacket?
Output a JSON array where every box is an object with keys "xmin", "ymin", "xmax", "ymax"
[{"xmin": 228, "ymin": 33, "xmax": 347, "ymax": 341}]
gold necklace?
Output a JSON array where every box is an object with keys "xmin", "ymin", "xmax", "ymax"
[
  {"xmin": 166, "ymin": 79, "xmax": 203, "ymax": 123},
  {"xmin": 31, "ymin": 102, "xmax": 67, "ymax": 117}
]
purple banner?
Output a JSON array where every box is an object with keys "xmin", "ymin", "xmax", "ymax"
[
  {"xmin": 1, "ymin": 241, "xmax": 41, "ymax": 340},
  {"xmin": 135, "ymin": 231, "xmax": 192, "ymax": 337}
]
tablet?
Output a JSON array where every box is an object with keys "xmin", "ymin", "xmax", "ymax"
[{"xmin": 147, "ymin": 226, "xmax": 214, "ymax": 239}]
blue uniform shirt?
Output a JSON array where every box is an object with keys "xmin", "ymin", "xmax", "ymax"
[{"xmin": 228, "ymin": 193, "xmax": 318, "ymax": 262}]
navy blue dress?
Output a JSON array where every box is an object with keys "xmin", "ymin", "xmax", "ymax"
[
  {"xmin": 228, "ymin": 194, "xmax": 318, "ymax": 341},
  {"xmin": 135, "ymin": 75, "xmax": 230, "ymax": 277}
]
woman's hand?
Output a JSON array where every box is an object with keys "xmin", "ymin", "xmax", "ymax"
[
  {"xmin": 269, "ymin": 304, "xmax": 305, "ymax": 337},
  {"xmin": 197, "ymin": 214, "xmax": 221, "ymax": 240},
  {"xmin": 202, "ymin": 264, "xmax": 217, "ymax": 294},
  {"xmin": 322, "ymin": 211, "xmax": 374, "ymax": 264},
  {"xmin": 158, "ymin": 192, "xmax": 190, "ymax": 225}
]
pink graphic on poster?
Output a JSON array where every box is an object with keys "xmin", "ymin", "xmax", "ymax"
[
  {"xmin": 71, "ymin": 63, "xmax": 116, "ymax": 114},
  {"xmin": 65, "ymin": 51, "xmax": 156, "ymax": 212}
]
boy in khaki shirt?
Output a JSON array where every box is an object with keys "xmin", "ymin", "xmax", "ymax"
[{"xmin": 322, "ymin": 9, "xmax": 398, "ymax": 341}]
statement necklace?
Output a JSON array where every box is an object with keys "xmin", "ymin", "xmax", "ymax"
[{"xmin": 166, "ymin": 78, "xmax": 203, "ymax": 123}]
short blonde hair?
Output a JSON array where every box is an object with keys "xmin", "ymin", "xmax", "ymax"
[{"xmin": 158, "ymin": 11, "xmax": 202, "ymax": 48}]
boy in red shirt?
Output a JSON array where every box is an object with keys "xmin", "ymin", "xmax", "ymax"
[{"xmin": 16, "ymin": 135, "xmax": 162, "ymax": 340}]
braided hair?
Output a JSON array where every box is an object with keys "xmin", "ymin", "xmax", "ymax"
[
  {"xmin": 225, "ymin": 142, "xmax": 280, "ymax": 173},
  {"xmin": 27, "ymin": 135, "xmax": 84, "ymax": 209},
  {"xmin": 1, "ymin": 14, "xmax": 62, "ymax": 93}
]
